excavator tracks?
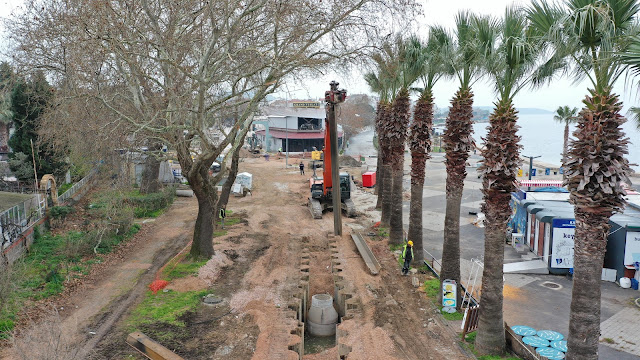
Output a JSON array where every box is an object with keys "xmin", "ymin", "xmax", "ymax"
[
  {"xmin": 309, "ymin": 198, "xmax": 323, "ymax": 219},
  {"xmin": 343, "ymin": 198, "xmax": 356, "ymax": 218}
]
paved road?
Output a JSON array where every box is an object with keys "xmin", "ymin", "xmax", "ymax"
[{"xmin": 347, "ymin": 128, "xmax": 640, "ymax": 360}]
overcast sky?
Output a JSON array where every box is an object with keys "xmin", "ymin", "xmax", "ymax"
[{"xmin": 1, "ymin": 0, "xmax": 638, "ymax": 112}]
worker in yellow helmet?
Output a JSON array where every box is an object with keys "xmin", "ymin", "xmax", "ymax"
[{"xmin": 401, "ymin": 240, "xmax": 414, "ymax": 275}]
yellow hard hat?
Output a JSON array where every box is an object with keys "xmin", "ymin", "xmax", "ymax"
[{"xmin": 407, "ymin": 240, "xmax": 413, "ymax": 246}]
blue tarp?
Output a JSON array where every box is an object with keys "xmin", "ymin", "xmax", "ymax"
[{"xmin": 531, "ymin": 186, "xmax": 568, "ymax": 193}]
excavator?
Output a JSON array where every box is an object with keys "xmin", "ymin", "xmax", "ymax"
[{"xmin": 308, "ymin": 84, "xmax": 356, "ymax": 219}]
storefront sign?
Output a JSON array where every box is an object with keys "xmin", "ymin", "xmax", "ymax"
[
  {"xmin": 551, "ymin": 219, "xmax": 575, "ymax": 268},
  {"xmin": 292, "ymin": 101, "xmax": 321, "ymax": 108},
  {"xmin": 624, "ymin": 232, "xmax": 640, "ymax": 265}
]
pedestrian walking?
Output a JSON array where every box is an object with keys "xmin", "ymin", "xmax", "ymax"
[
  {"xmin": 401, "ymin": 240, "xmax": 414, "ymax": 275},
  {"xmin": 219, "ymin": 205, "xmax": 226, "ymax": 229},
  {"xmin": 299, "ymin": 162, "xmax": 305, "ymax": 175}
]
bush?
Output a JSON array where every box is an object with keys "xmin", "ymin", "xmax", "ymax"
[
  {"xmin": 57, "ymin": 183, "xmax": 73, "ymax": 196},
  {"xmin": 126, "ymin": 187, "xmax": 176, "ymax": 218},
  {"xmin": 49, "ymin": 206, "xmax": 75, "ymax": 220}
]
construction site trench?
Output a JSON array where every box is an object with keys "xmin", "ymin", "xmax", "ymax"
[{"xmin": 1, "ymin": 155, "xmax": 471, "ymax": 360}]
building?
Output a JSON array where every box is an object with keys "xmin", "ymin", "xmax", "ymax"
[{"xmin": 254, "ymin": 103, "xmax": 343, "ymax": 153}]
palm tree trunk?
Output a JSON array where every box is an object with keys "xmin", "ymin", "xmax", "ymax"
[
  {"xmin": 375, "ymin": 147, "xmax": 384, "ymax": 207},
  {"xmin": 380, "ymin": 164, "xmax": 392, "ymax": 227},
  {"xmin": 408, "ymin": 180, "xmax": 424, "ymax": 259},
  {"xmin": 475, "ymin": 100, "xmax": 521, "ymax": 356},
  {"xmin": 441, "ymin": 88, "xmax": 474, "ymax": 308},
  {"xmin": 388, "ymin": 88, "xmax": 410, "ymax": 245},
  {"xmin": 566, "ymin": 210, "xmax": 607, "ymax": 360},
  {"xmin": 408, "ymin": 91, "xmax": 434, "ymax": 261},
  {"xmin": 565, "ymin": 90, "xmax": 629, "ymax": 360},
  {"xmin": 475, "ymin": 211, "xmax": 507, "ymax": 355},
  {"xmin": 562, "ymin": 123, "xmax": 569, "ymax": 181},
  {"xmin": 389, "ymin": 168, "xmax": 404, "ymax": 245}
]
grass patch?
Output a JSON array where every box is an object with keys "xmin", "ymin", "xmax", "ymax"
[
  {"xmin": 128, "ymin": 289, "xmax": 208, "ymax": 328},
  {"xmin": 423, "ymin": 278, "xmax": 440, "ymax": 298},
  {"xmin": 377, "ymin": 227, "xmax": 389, "ymax": 238},
  {"xmin": 389, "ymin": 243, "xmax": 402, "ymax": 252},
  {"xmin": 162, "ymin": 258, "xmax": 208, "ymax": 281},
  {"xmin": 602, "ymin": 337, "xmax": 615, "ymax": 344},
  {"xmin": 441, "ymin": 307, "xmax": 464, "ymax": 321}
]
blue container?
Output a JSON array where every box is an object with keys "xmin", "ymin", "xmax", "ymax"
[{"xmin": 631, "ymin": 278, "xmax": 639, "ymax": 290}]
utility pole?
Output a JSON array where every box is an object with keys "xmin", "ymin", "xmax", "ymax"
[
  {"xmin": 524, "ymin": 155, "xmax": 541, "ymax": 191},
  {"xmin": 325, "ymin": 81, "xmax": 346, "ymax": 236}
]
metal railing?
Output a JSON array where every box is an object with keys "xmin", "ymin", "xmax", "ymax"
[
  {"xmin": 1, "ymin": 193, "xmax": 45, "ymax": 250},
  {"xmin": 58, "ymin": 168, "xmax": 98, "ymax": 204}
]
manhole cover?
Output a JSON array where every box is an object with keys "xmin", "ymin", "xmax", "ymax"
[{"xmin": 540, "ymin": 281, "xmax": 563, "ymax": 290}]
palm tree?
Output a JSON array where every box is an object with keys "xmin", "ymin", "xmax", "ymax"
[
  {"xmin": 529, "ymin": 1, "xmax": 637, "ymax": 358},
  {"xmin": 474, "ymin": 8, "xmax": 542, "ymax": 355},
  {"xmin": 408, "ymin": 29, "xmax": 448, "ymax": 261},
  {"xmin": 439, "ymin": 11, "xmax": 485, "ymax": 307},
  {"xmin": 366, "ymin": 40, "xmax": 402, "ymax": 227},
  {"xmin": 553, "ymin": 105, "xmax": 578, "ymax": 177},
  {"xmin": 385, "ymin": 35, "xmax": 423, "ymax": 245}
]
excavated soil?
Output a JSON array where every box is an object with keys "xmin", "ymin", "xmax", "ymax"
[{"xmin": 2, "ymin": 156, "xmax": 472, "ymax": 360}]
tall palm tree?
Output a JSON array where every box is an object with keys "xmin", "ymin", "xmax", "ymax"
[
  {"xmin": 626, "ymin": 107, "xmax": 640, "ymax": 129},
  {"xmin": 439, "ymin": 11, "xmax": 486, "ymax": 307},
  {"xmin": 553, "ymin": 105, "xmax": 578, "ymax": 178},
  {"xmin": 367, "ymin": 40, "xmax": 402, "ymax": 227},
  {"xmin": 364, "ymin": 70, "xmax": 391, "ymax": 214},
  {"xmin": 474, "ymin": 8, "xmax": 542, "ymax": 355},
  {"xmin": 408, "ymin": 29, "xmax": 448, "ymax": 261},
  {"xmin": 529, "ymin": 1, "xmax": 637, "ymax": 358},
  {"xmin": 383, "ymin": 34, "xmax": 423, "ymax": 245}
]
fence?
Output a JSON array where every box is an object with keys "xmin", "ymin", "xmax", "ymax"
[
  {"xmin": 58, "ymin": 168, "xmax": 98, "ymax": 204},
  {"xmin": 1, "ymin": 193, "xmax": 45, "ymax": 253}
]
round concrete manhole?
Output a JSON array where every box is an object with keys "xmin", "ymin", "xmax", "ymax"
[{"xmin": 540, "ymin": 281, "xmax": 563, "ymax": 290}]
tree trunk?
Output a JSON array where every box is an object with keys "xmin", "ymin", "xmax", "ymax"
[
  {"xmin": 474, "ymin": 212, "xmax": 506, "ymax": 355},
  {"xmin": 408, "ymin": 179, "xmax": 424, "ymax": 260},
  {"xmin": 389, "ymin": 167, "xmax": 404, "ymax": 245},
  {"xmin": 217, "ymin": 140, "xmax": 242, "ymax": 213},
  {"xmin": 387, "ymin": 88, "xmax": 410, "ymax": 245},
  {"xmin": 564, "ymin": 89, "xmax": 629, "ymax": 360},
  {"xmin": 475, "ymin": 99, "xmax": 520, "ymax": 356},
  {"xmin": 407, "ymin": 91, "xmax": 433, "ymax": 261},
  {"xmin": 441, "ymin": 187, "xmax": 462, "ymax": 304},
  {"xmin": 562, "ymin": 123, "xmax": 569, "ymax": 181},
  {"xmin": 566, "ymin": 210, "xmax": 607, "ymax": 360},
  {"xmin": 375, "ymin": 147, "xmax": 383, "ymax": 208},
  {"xmin": 441, "ymin": 88, "xmax": 474, "ymax": 309},
  {"xmin": 189, "ymin": 171, "xmax": 217, "ymax": 259},
  {"xmin": 380, "ymin": 163, "xmax": 392, "ymax": 227},
  {"xmin": 140, "ymin": 143, "xmax": 162, "ymax": 194}
]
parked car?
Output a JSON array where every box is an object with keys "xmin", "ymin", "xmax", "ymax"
[{"xmin": 210, "ymin": 162, "xmax": 221, "ymax": 172}]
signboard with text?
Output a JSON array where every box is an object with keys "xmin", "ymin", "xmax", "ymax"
[
  {"xmin": 624, "ymin": 232, "xmax": 640, "ymax": 266},
  {"xmin": 292, "ymin": 101, "xmax": 321, "ymax": 108},
  {"xmin": 551, "ymin": 219, "xmax": 575, "ymax": 269}
]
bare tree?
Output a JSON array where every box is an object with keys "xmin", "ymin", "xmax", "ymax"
[{"xmin": 5, "ymin": 0, "xmax": 418, "ymax": 258}]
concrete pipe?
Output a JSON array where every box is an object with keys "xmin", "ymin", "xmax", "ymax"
[
  {"xmin": 307, "ymin": 294, "xmax": 338, "ymax": 336},
  {"xmin": 176, "ymin": 189, "xmax": 194, "ymax": 197}
]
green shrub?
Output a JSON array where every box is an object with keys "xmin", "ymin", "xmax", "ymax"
[
  {"xmin": 49, "ymin": 206, "xmax": 75, "ymax": 220},
  {"xmin": 57, "ymin": 183, "xmax": 73, "ymax": 195},
  {"xmin": 126, "ymin": 187, "xmax": 176, "ymax": 218}
]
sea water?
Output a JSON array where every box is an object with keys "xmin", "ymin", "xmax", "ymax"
[{"xmin": 472, "ymin": 113, "xmax": 640, "ymax": 171}]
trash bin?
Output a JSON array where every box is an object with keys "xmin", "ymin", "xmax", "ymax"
[{"xmin": 631, "ymin": 278, "xmax": 639, "ymax": 290}]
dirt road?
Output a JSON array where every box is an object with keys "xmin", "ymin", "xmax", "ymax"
[{"xmin": 3, "ymin": 155, "xmax": 472, "ymax": 359}]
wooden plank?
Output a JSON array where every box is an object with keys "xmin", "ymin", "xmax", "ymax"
[
  {"xmin": 126, "ymin": 331, "xmax": 184, "ymax": 360},
  {"xmin": 350, "ymin": 232, "xmax": 381, "ymax": 275}
]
